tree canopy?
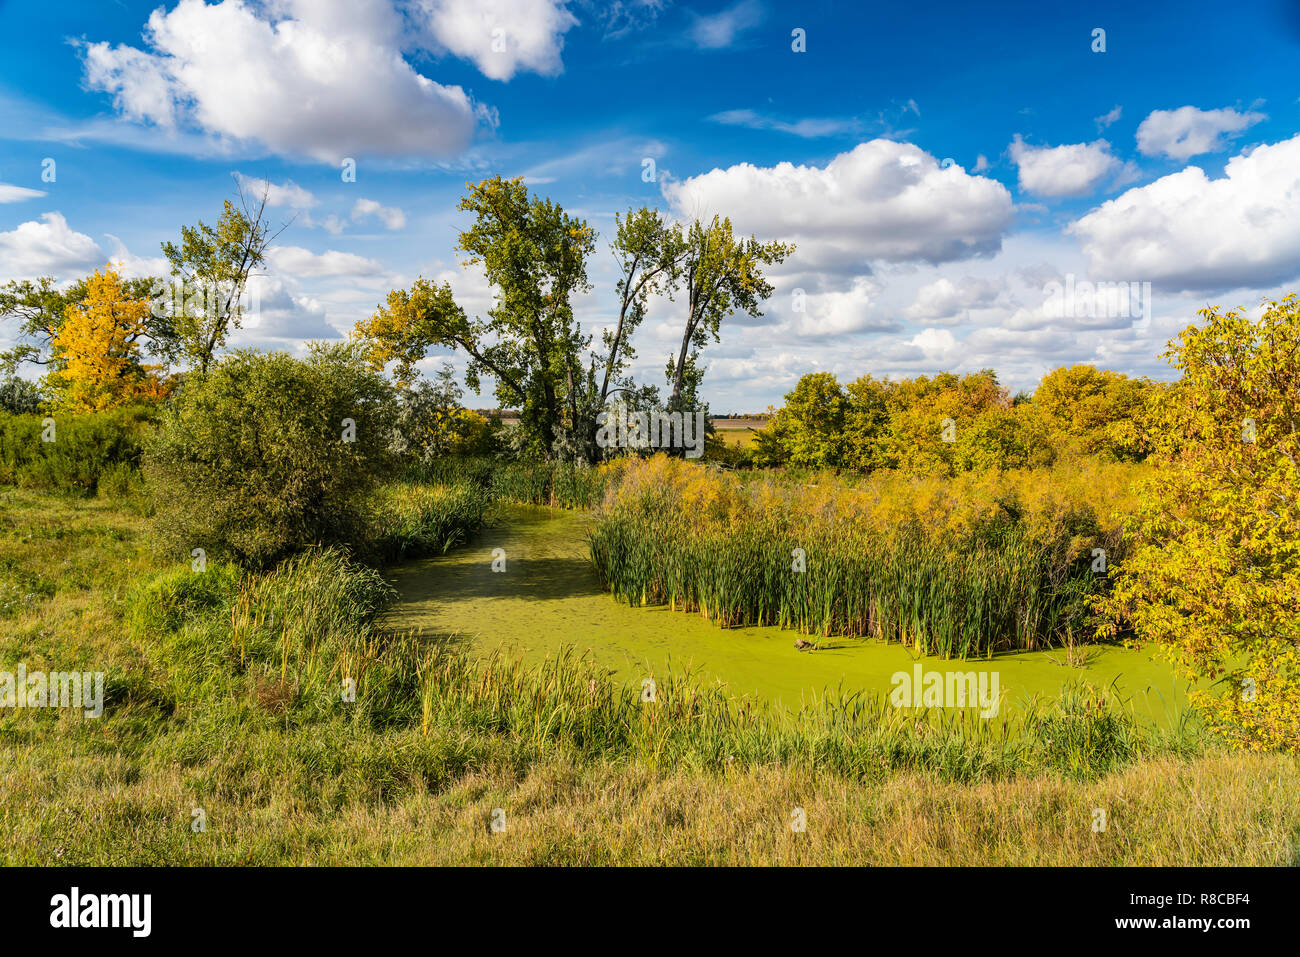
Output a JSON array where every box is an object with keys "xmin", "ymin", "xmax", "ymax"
[
  {"xmin": 44, "ymin": 265, "xmax": 171, "ymax": 411},
  {"xmin": 353, "ymin": 176, "xmax": 790, "ymax": 462},
  {"xmin": 1099, "ymin": 295, "xmax": 1300, "ymax": 753}
]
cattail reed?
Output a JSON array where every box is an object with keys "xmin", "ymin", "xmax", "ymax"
[{"xmin": 589, "ymin": 455, "xmax": 1134, "ymax": 658}]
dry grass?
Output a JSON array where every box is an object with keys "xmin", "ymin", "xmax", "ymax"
[{"xmin": 3, "ymin": 746, "xmax": 1295, "ymax": 865}]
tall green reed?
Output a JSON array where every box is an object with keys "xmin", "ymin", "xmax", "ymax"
[{"xmin": 589, "ymin": 457, "xmax": 1123, "ymax": 657}]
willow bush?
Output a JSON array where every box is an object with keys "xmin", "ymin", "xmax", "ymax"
[
  {"xmin": 589, "ymin": 455, "xmax": 1142, "ymax": 657},
  {"xmin": 144, "ymin": 345, "xmax": 395, "ymax": 569}
]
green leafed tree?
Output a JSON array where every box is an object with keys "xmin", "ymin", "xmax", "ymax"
[
  {"xmin": 160, "ymin": 182, "xmax": 283, "ymax": 374},
  {"xmin": 354, "ymin": 176, "xmax": 596, "ymax": 460},
  {"xmin": 755, "ymin": 372, "xmax": 847, "ymax": 469},
  {"xmin": 355, "ymin": 178, "xmax": 788, "ymax": 463},
  {"xmin": 666, "ymin": 216, "xmax": 794, "ymax": 414}
]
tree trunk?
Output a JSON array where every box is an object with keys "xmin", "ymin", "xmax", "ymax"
[{"xmin": 669, "ymin": 323, "xmax": 693, "ymax": 410}]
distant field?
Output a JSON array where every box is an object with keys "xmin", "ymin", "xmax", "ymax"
[
  {"xmin": 716, "ymin": 428, "xmax": 757, "ymax": 447},
  {"xmin": 712, "ymin": 418, "xmax": 765, "ymax": 448},
  {"xmin": 711, "ymin": 417, "xmax": 767, "ymax": 431}
]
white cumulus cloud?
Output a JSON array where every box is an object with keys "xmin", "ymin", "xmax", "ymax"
[
  {"xmin": 0, "ymin": 213, "xmax": 105, "ymax": 281},
  {"xmin": 1069, "ymin": 133, "xmax": 1300, "ymax": 293},
  {"xmin": 1008, "ymin": 135, "xmax": 1122, "ymax": 198},
  {"xmin": 1136, "ymin": 105, "xmax": 1265, "ymax": 159},
  {"xmin": 909, "ymin": 327, "xmax": 958, "ymax": 361},
  {"xmin": 663, "ymin": 139, "xmax": 1014, "ymax": 271},
  {"xmin": 79, "ymin": 0, "xmax": 487, "ymax": 161},
  {"xmin": 414, "ymin": 0, "xmax": 579, "ymax": 81}
]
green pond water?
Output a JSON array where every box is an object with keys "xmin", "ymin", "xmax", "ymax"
[{"xmin": 385, "ymin": 504, "xmax": 1189, "ymax": 725}]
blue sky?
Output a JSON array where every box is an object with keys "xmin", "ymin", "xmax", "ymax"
[{"xmin": 2, "ymin": 0, "xmax": 1299, "ymax": 411}]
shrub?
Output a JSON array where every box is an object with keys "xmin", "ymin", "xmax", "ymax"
[
  {"xmin": 0, "ymin": 376, "xmax": 42, "ymax": 414},
  {"xmin": 144, "ymin": 344, "xmax": 397, "ymax": 568},
  {"xmin": 0, "ymin": 405, "xmax": 154, "ymax": 494}
]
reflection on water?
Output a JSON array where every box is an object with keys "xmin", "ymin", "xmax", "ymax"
[{"xmin": 385, "ymin": 504, "xmax": 1187, "ymax": 722}]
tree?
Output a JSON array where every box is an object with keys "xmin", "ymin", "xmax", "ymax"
[
  {"xmin": 883, "ymin": 370, "xmax": 1008, "ymax": 475},
  {"xmin": 356, "ymin": 178, "xmax": 695, "ymax": 463},
  {"xmin": 600, "ymin": 208, "xmax": 687, "ymax": 409},
  {"xmin": 1, "ymin": 273, "xmax": 177, "ymax": 376},
  {"xmin": 0, "ymin": 276, "xmax": 70, "ymax": 375},
  {"xmin": 460, "ymin": 175, "xmax": 597, "ymax": 458},
  {"xmin": 354, "ymin": 177, "xmax": 596, "ymax": 461},
  {"xmin": 44, "ymin": 266, "xmax": 170, "ymax": 411},
  {"xmin": 355, "ymin": 180, "xmax": 791, "ymax": 462},
  {"xmin": 392, "ymin": 362, "xmax": 495, "ymax": 462},
  {"xmin": 1034, "ymin": 364, "xmax": 1153, "ymax": 460},
  {"xmin": 841, "ymin": 375, "xmax": 894, "ymax": 472},
  {"xmin": 1098, "ymin": 296, "xmax": 1300, "ymax": 753},
  {"xmin": 144, "ymin": 343, "xmax": 397, "ymax": 568},
  {"xmin": 757, "ymin": 372, "xmax": 847, "ymax": 468},
  {"xmin": 667, "ymin": 216, "xmax": 793, "ymax": 412},
  {"xmin": 160, "ymin": 182, "xmax": 282, "ymax": 374}
]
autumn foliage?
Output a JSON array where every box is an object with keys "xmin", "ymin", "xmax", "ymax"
[
  {"xmin": 752, "ymin": 366, "xmax": 1154, "ymax": 474},
  {"xmin": 45, "ymin": 265, "xmax": 170, "ymax": 411},
  {"xmin": 1099, "ymin": 296, "xmax": 1300, "ymax": 753}
]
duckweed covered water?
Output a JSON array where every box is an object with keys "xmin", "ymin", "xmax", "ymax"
[{"xmin": 385, "ymin": 504, "xmax": 1188, "ymax": 724}]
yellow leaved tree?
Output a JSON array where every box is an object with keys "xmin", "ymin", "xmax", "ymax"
[
  {"xmin": 1099, "ymin": 295, "xmax": 1300, "ymax": 752},
  {"xmin": 46, "ymin": 265, "xmax": 169, "ymax": 411}
]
